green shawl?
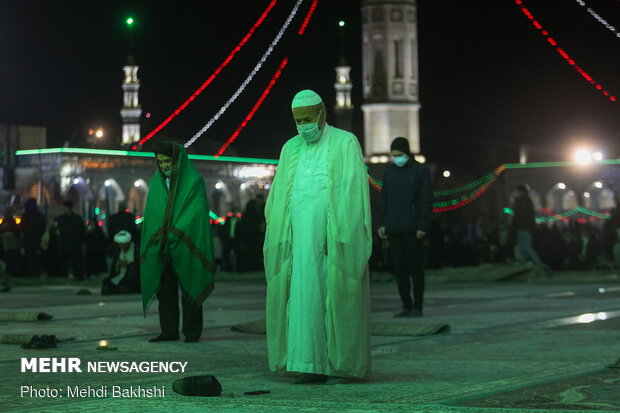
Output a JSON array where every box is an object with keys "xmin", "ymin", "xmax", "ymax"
[{"xmin": 140, "ymin": 143, "xmax": 215, "ymax": 313}]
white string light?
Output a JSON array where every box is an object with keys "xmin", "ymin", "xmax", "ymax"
[
  {"xmin": 185, "ymin": 0, "xmax": 306, "ymax": 148},
  {"xmin": 576, "ymin": 0, "xmax": 620, "ymax": 38}
]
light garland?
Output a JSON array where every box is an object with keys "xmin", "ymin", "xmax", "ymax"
[
  {"xmin": 435, "ymin": 166, "xmax": 506, "ymax": 196},
  {"xmin": 184, "ymin": 0, "xmax": 307, "ymax": 148},
  {"xmin": 504, "ymin": 206, "xmax": 611, "ymax": 222},
  {"xmin": 432, "ymin": 179, "xmax": 496, "ymax": 213},
  {"xmin": 515, "ymin": 0, "xmax": 616, "ymax": 103},
  {"xmin": 215, "ymin": 58, "xmax": 289, "ymax": 156},
  {"xmin": 209, "ymin": 211, "xmax": 243, "ymax": 225},
  {"xmin": 368, "ymin": 166, "xmax": 505, "ymax": 199},
  {"xmin": 298, "ymin": 0, "xmax": 318, "ymax": 35},
  {"xmin": 367, "ymin": 166, "xmax": 505, "ymax": 213},
  {"xmin": 576, "ymin": 0, "xmax": 620, "ymax": 38},
  {"xmin": 133, "ymin": 0, "xmax": 279, "ymax": 149}
]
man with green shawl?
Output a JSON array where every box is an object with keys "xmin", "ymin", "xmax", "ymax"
[
  {"xmin": 264, "ymin": 90, "xmax": 372, "ymax": 384},
  {"xmin": 141, "ymin": 141, "xmax": 215, "ymax": 343}
]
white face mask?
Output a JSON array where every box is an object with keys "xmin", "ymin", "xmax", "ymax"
[
  {"xmin": 393, "ymin": 155, "xmax": 409, "ymax": 167},
  {"xmin": 296, "ymin": 109, "xmax": 324, "ymax": 143}
]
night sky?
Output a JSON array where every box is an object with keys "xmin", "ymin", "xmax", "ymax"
[{"xmin": 1, "ymin": 0, "xmax": 619, "ymax": 174}]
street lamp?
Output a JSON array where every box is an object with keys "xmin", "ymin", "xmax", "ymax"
[
  {"xmin": 95, "ymin": 128, "xmax": 104, "ymax": 138},
  {"xmin": 442, "ymin": 170, "xmax": 451, "ymax": 178},
  {"xmin": 575, "ymin": 148, "xmax": 591, "ymax": 165}
]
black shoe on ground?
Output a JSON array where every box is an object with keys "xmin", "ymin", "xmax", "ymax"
[
  {"xmin": 406, "ymin": 308, "xmax": 423, "ymax": 317},
  {"xmin": 184, "ymin": 337, "xmax": 200, "ymax": 343},
  {"xmin": 325, "ymin": 376, "xmax": 348, "ymax": 385},
  {"xmin": 292, "ymin": 373, "xmax": 327, "ymax": 384},
  {"xmin": 29, "ymin": 335, "xmax": 57, "ymax": 349},
  {"xmin": 394, "ymin": 309, "xmax": 412, "ymax": 318},
  {"xmin": 148, "ymin": 334, "xmax": 179, "ymax": 342},
  {"xmin": 21, "ymin": 335, "xmax": 40, "ymax": 349}
]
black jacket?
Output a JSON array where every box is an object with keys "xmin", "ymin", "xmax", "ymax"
[
  {"xmin": 512, "ymin": 195, "xmax": 536, "ymax": 233},
  {"xmin": 22, "ymin": 209, "xmax": 46, "ymax": 248},
  {"xmin": 57, "ymin": 213, "xmax": 85, "ymax": 251},
  {"xmin": 381, "ymin": 160, "xmax": 433, "ymax": 234}
]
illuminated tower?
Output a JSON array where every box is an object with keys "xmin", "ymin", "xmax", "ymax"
[
  {"xmin": 334, "ymin": 64, "xmax": 353, "ymax": 131},
  {"xmin": 334, "ymin": 21, "xmax": 354, "ymax": 132},
  {"xmin": 120, "ymin": 55, "xmax": 142, "ymax": 146},
  {"xmin": 361, "ymin": 0, "xmax": 421, "ymax": 157}
]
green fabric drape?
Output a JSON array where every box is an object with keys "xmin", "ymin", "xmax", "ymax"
[{"xmin": 140, "ymin": 143, "xmax": 215, "ymax": 313}]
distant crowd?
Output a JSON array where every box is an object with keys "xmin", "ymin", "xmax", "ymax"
[
  {"xmin": 369, "ymin": 210, "xmax": 620, "ymax": 272},
  {"xmin": 1, "ymin": 197, "xmax": 619, "ymax": 287},
  {"xmin": 0, "ymin": 195, "xmax": 269, "ymax": 286}
]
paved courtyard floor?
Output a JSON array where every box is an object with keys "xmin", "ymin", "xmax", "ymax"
[{"xmin": 1, "ymin": 266, "xmax": 619, "ymax": 412}]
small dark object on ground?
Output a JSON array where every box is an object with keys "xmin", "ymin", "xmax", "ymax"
[
  {"xmin": 172, "ymin": 375, "xmax": 222, "ymax": 397},
  {"xmin": 606, "ymin": 357, "xmax": 620, "ymax": 369},
  {"xmin": 244, "ymin": 390, "xmax": 271, "ymax": 395},
  {"xmin": 21, "ymin": 335, "xmax": 57, "ymax": 349}
]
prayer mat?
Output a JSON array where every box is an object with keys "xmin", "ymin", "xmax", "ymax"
[
  {"xmin": 436, "ymin": 263, "xmax": 546, "ymax": 282},
  {"xmin": 232, "ymin": 319, "xmax": 449, "ymax": 337},
  {"xmin": 457, "ymin": 368, "xmax": 620, "ymax": 411},
  {"xmin": 0, "ymin": 311, "xmax": 53, "ymax": 322},
  {"xmin": 0, "ymin": 334, "xmax": 75, "ymax": 345},
  {"xmin": 370, "ymin": 322, "xmax": 450, "ymax": 336}
]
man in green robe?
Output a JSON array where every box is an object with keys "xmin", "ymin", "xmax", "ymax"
[
  {"xmin": 264, "ymin": 90, "xmax": 372, "ymax": 384},
  {"xmin": 141, "ymin": 141, "xmax": 215, "ymax": 343}
]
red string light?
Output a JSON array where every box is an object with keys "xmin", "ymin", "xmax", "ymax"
[
  {"xmin": 215, "ymin": 1, "xmax": 319, "ymax": 156},
  {"xmin": 132, "ymin": 0, "xmax": 279, "ymax": 150},
  {"xmin": 298, "ymin": 0, "xmax": 318, "ymax": 35},
  {"xmin": 215, "ymin": 58, "xmax": 289, "ymax": 157},
  {"xmin": 515, "ymin": 0, "xmax": 616, "ymax": 102}
]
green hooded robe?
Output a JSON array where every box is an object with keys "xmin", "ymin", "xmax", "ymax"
[
  {"xmin": 140, "ymin": 143, "xmax": 215, "ymax": 313},
  {"xmin": 264, "ymin": 124, "xmax": 372, "ymax": 379}
]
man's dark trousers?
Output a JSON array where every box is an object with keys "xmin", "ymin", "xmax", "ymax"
[
  {"xmin": 157, "ymin": 266, "xmax": 203, "ymax": 340},
  {"xmin": 389, "ymin": 232, "xmax": 425, "ymax": 310},
  {"xmin": 60, "ymin": 249, "xmax": 84, "ymax": 279}
]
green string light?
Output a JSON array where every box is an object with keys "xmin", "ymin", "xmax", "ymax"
[{"xmin": 503, "ymin": 206, "xmax": 611, "ymax": 222}]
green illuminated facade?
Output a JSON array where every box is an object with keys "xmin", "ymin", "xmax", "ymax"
[{"xmin": 13, "ymin": 148, "xmax": 276, "ymax": 222}]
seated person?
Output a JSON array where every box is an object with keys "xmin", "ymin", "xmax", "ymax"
[{"xmin": 101, "ymin": 230, "xmax": 140, "ymax": 295}]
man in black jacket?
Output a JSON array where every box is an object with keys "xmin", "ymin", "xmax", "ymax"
[
  {"xmin": 57, "ymin": 200, "xmax": 85, "ymax": 279},
  {"xmin": 512, "ymin": 185, "xmax": 544, "ymax": 267},
  {"xmin": 21, "ymin": 199, "xmax": 47, "ymax": 277},
  {"xmin": 378, "ymin": 137, "xmax": 433, "ymax": 317}
]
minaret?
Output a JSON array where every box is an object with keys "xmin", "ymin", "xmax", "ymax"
[
  {"xmin": 120, "ymin": 55, "xmax": 142, "ymax": 146},
  {"xmin": 334, "ymin": 21, "xmax": 354, "ymax": 132},
  {"xmin": 361, "ymin": 0, "xmax": 421, "ymax": 157}
]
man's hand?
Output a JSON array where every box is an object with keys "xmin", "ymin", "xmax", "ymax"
[
  {"xmin": 416, "ymin": 230, "xmax": 426, "ymax": 239},
  {"xmin": 378, "ymin": 227, "xmax": 388, "ymax": 240}
]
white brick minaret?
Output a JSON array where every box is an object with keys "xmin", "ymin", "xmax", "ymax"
[
  {"xmin": 361, "ymin": 0, "xmax": 421, "ymax": 156},
  {"xmin": 334, "ymin": 62, "xmax": 354, "ymax": 132},
  {"xmin": 120, "ymin": 55, "xmax": 142, "ymax": 146}
]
